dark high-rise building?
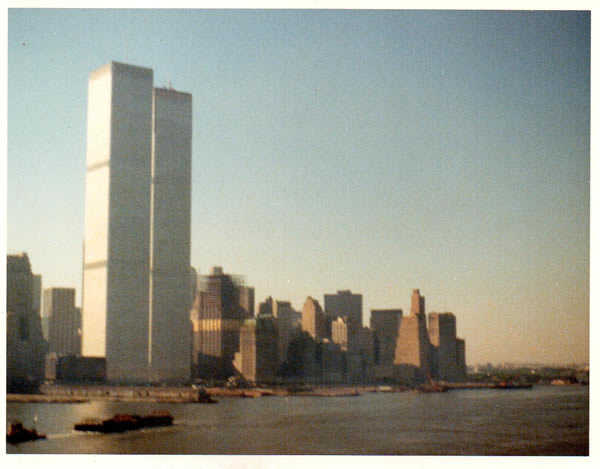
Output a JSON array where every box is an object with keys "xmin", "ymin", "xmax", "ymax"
[
  {"xmin": 258, "ymin": 297, "xmax": 299, "ymax": 364},
  {"xmin": 258, "ymin": 296, "xmax": 274, "ymax": 316},
  {"xmin": 44, "ymin": 288, "xmax": 81, "ymax": 357},
  {"xmin": 284, "ymin": 330, "xmax": 320, "ymax": 381},
  {"xmin": 331, "ymin": 316, "xmax": 374, "ymax": 383},
  {"xmin": 6, "ymin": 253, "xmax": 48, "ymax": 393},
  {"xmin": 233, "ymin": 315, "xmax": 278, "ymax": 383},
  {"xmin": 370, "ymin": 309, "xmax": 403, "ymax": 379},
  {"xmin": 456, "ymin": 338, "xmax": 467, "ymax": 381},
  {"xmin": 32, "ymin": 274, "xmax": 42, "ymax": 328},
  {"xmin": 190, "ymin": 266, "xmax": 253, "ymax": 378},
  {"xmin": 324, "ymin": 290, "xmax": 363, "ymax": 326},
  {"xmin": 239, "ymin": 285, "xmax": 255, "ymax": 317},
  {"xmin": 320, "ymin": 340, "xmax": 345, "ymax": 383},
  {"xmin": 428, "ymin": 312, "xmax": 458, "ymax": 382}
]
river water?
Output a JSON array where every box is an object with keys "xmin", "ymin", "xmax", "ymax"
[{"xmin": 6, "ymin": 385, "xmax": 588, "ymax": 455}]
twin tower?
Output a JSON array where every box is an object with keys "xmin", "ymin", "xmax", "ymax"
[{"xmin": 82, "ymin": 62, "xmax": 192, "ymax": 383}]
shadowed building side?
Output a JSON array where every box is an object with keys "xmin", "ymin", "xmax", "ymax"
[
  {"xmin": 7, "ymin": 253, "xmax": 48, "ymax": 393},
  {"xmin": 456, "ymin": 338, "xmax": 467, "ymax": 381},
  {"xmin": 324, "ymin": 290, "xmax": 363, "ymax": 327},
  {"xmin": 44, "ymin": 288, "xmax": 81, "ymax": 357},
  {"xmin": 428, "ymin": 312, "xmax": 458, "ymax": 382},
  {"xmin": 233, "ymin": 315, "xmax": 279, "ymax": 384},
  {"xmin": 370, "ymin": 309, "xmax": 402, "ymax": 380}
]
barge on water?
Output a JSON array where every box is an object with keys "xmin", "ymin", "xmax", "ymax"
[
  {"xmin": 74, "ymin": 411, "xmax": 174, "ymax": 433},
  {"xmin": 7, "ymin": 422, "xmax": 47, "ymax": 444}
]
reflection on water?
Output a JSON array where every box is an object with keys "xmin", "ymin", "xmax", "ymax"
[{"xmin": 7, "ymin": 385, "xmax": 588, "ymax": 455}]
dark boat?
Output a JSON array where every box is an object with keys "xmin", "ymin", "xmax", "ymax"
[
  {"xmin": 74, "ymin": 411, "xmax": 174, "ymax": 433},
  {"xmin": 6, "ymin": 422, "xmax": 47, "ymax": 444},
  {"xmin": 196, "ymin": 388, "xmax": 218, "ymax": 404}
]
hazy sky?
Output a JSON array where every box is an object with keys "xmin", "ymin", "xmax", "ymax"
[{"xmin": 6, "ymin": 8, "xmax": 590, "ymax": 365}]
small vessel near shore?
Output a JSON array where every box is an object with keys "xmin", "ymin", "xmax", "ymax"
[
  {"xmin": 74, "ymin": 411, "xmax": 174, "ymax": 433},
  {"xmin": 196, "ymin": 388, "xmax": 218, "ymax": 403},
  {"xmin": 6, "ymin": 422, "xmax": 47, "ymax": 444}
]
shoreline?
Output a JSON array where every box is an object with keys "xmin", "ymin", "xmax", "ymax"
[
  {"xmin": 7, "ymin": 384, "xmax": 396, "ymax": 403},
  {"xmin": 4, "ymin": 381, "xmax": 574, "ymax": 404}
]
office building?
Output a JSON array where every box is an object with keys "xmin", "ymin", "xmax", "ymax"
[
  {"xmin": 331, "ymin": 316, "xmax": 374, "ymax": 382},
  {"xmin": 239, "ymin": 286, "xmax": 255, "ymax": 317},
  {"xmin": 258, "ymin": 296, "xmax": 274, "ymax": 316},
  {"xmin": 456, "ymin": 338, "xmax": 467, "ymax": 381},
  {"xmin": 149, "ymin": 85, "xmax": 193, "ymax": 381},
  {"xmin": 324, "ymin": 290, "xmax": 363, "ymax": 326},
  {"xmin": 259, "ymin": 297, "xmax": 300, "ymax": 363},
  {"xmin": 284, "ymin": 330, "xmax": 320, "ymax": 381},
  {"xmin": 32, "ymin": 274, "xmax": 42, "ymax": 329},
  {"xmin": 428, "ymin": 312, "xmax": 458, "ymax": 381},
  {"xmin": 301, "ymin": 296, "xmax": 327, "ymax": 340},
  {"xmin": 320, "ymin": 340, "xmax": 345, "ymax": 383},
  {"xmin": 190, "ymin": 266, "xmax": 254, "ymax": 378},
  {"xmin": 370, "ymin": 309, "xmax": 403, "ymax": 369},
  {"xmin": 233, "ymin": 315, "xmax": 278, "ymax": 383},
  {"xmin": 410, "ymin": 288, "xmax": 425, "ymax": 315},
  {"xmin": 6, "ymin": 253, "xmax": 47, "ymax": 392},
  {"xmin": 44, "ymin": 288, "xmax": 81, "ymax": 357},
  {"xmin": 82, "ymin": 61, "xmax": 192, "ymax": 382},
  {"xmin": 394, "ymin": 289, "xmax": 431, "ymax": 384}
]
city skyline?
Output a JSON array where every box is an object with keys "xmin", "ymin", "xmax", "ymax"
[{"xmin": 6, "ymin": 8, "xmax": 590, "ymax": 366}]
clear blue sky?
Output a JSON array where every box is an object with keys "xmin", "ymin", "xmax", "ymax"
[{"xmin": 7, "ymin": 8, "xmax": 590, "ymax": 365}]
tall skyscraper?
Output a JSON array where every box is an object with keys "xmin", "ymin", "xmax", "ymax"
[
  {"xmin": 324, "ymin": 290, "xmax": 363, "ymax": 326},
  {"xmin": 456, "ymin": 338, "xmax": 467, "ymax": 381},
  {"xmin": 44, "ymin": 287, "xmax": 81, "ymax": 357},
  {"xmin": 301, "ymin": 296, "xmax": 327, "ymax": 340},
  {"xmin": 233, "ymin": 315, "xmax": 278, "ymax": 383},
  {"xmin": 190, "ymin": 266, "xmax": 254, "ymax": 378},
  {"xmin": 82, "ymin": 61, "xmax": 192, "ymax": 383},
  {"xmin": 273, "ymin": 300, "xmax": 300, "ymax": 363},
  {"xmin": 370, "ymin": 309, "xmax": 402, "ymax": 370},
  {"xmin": 394, "ymin": 289, "xmax": 431, "ymax": 384},
  {"xmin": 32, "ymin": 274, "xmax": 42, "ymax": 318},
  {"xmin": 428, "ymin": 312, "xmax": 458, "ymax": 382},
  {"xmin": 410, "ymin": 288, "xmax": 425, "ymax": 316},
  {"xmin": 148, "ymin": 86, "xmax": 192, "ymax": 382}
]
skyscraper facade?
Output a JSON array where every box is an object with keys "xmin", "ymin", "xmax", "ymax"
[
  {"xmin": 82, "ymin": 61, "xmax": 192, "ymax": 383},
  {"xmin": 190, "ymin": 266, "xmax": 254, "ymax": 378},
  {"xmin": 410, "ymin": 288, "xmax": 425, "ymax": 316},
  {"xmin": 233, "ymin": 315, "xmax": 278, "ymax": 383},
  {"xmin": 370, "ymin": 309, "xmax": 402, "ymax": 372},
  {"xmin": 44, "ymin": 287, "xmax": 81, "ymax": 357},
  {"xmin": 6, "ymin": 253, "xmax": 47, "ymax": 392},
  {"xmin": 394, "ymin": 289, "xmax": 431, "ymax": 384},
  {"xmin": 456, "ymin": 338, "xmax": 467, "ymax": 381},
  {"xmin": 301, "ymin": 296, "xmax": 327, "ymax": 340},
  {"xmin": 324, "ymin": 290, "xmax": 363, "ymax": 326},
  {"xmin": 148, "ymin": 87, "xmax": 193, "ymax": 381},
  {"xmin": 428, "ymin": 312, "xmax": 458, "ymax": 381}
]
